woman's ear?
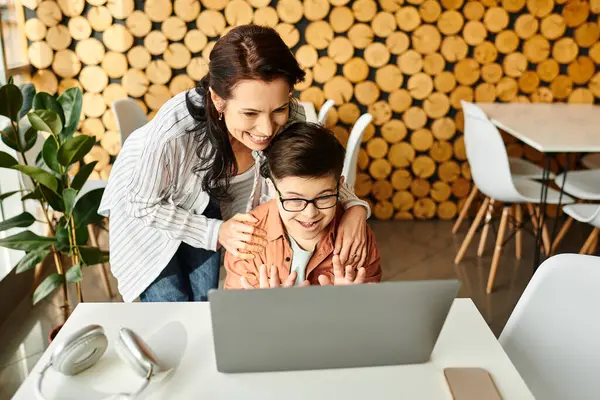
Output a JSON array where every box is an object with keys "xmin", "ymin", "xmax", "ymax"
[{"xmin": 209, "ymin": 87, "xmax": 225, "ymax": 113}]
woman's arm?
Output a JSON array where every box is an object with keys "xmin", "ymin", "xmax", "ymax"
[
  {"xmin": 335, "ymin": 179, "xmax": 371, "ymax": 268},
  {"xmin": 338, "ymin": 181, "xmax": 371, "ymax": 218}
]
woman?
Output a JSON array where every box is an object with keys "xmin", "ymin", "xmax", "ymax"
[{"xmin": 98, "ymin": 25, "xmax": 371, "ymax": 303}]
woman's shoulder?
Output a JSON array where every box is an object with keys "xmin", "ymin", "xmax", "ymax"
[{"xmin": 148, "ymin": 89, "xmax": 203, "ymax": 142}]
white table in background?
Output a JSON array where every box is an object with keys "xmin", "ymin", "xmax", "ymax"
[
  {"xmin": 13, "ymin": 299, "xmax": 533, "ymax": 399},
  {"xmin": 299, "ymin": 101, "xmax": 318, "ymax": 123}
]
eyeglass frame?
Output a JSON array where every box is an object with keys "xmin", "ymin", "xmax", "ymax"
[{"xmin": 270, "ymin": 177, "xmax": 340, "ymax": 212}]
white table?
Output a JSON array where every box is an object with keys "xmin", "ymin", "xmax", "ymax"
[
  {"xmin": 14, "ymin": 299, "xmax": 532, "ymax": 399},
  {"xmin": 299, "ymin": 101, "xmax": 318, "ymax": 123}
]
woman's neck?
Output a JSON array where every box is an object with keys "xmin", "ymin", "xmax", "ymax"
[{"xmin": 229, "ymin": 134, "xmax": 254, "ymax": 174}]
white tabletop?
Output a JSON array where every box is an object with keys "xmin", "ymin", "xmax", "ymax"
[
  {"xmin": 14, "ymin": 299, "xmax": 533, "ymax": 400},
  {"xmin": 299, "ymin": 101, "xmax": 318, "ymax": 123},
  {"xmin": 478, "ymin": 103, "xmax": 600, "ymax": 153}
]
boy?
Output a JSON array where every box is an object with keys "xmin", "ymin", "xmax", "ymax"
[{"xmin": 224, "ymin": 122, "xmax": 381, "ymax": 289}]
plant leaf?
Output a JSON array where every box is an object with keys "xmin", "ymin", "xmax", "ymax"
[
  {"xmin": 73, "ymin": 188, "xmax": 104, "ymax": 228},
  {"xmin": 57, "ymin": 135, "xmax": 95, "ymax": 167},
  {"xmin": 19, "ymin": 83, "xmax": 36, "ymax": 120},
  {"xmin": 40, "ymin": 185, "xmax": 64, "ymax": 211},
  {"xmin": 71, "ymin": 161, "xmax": 97, "ymax": 191},
  {"xmin": 0, "ymin": 124, "xmax": 21, "ymax": 152},
  {"xmin": 22, "ymin": 127, "xmax": 37, "ymax": 152},
  {"xmin": 15, "ymin": 248, "xmax": 51, "ymax": 273},
  {"xmin": 11, "ymin": 165, "xmax": 58, "ymax": 192},
  {"xmin": 0, "ymin": 212, "xmax": 36, "ymax": 232},
  {"xmin": 66, "ymin": 263, "xmax": 82, "ymax": 283},
  {"xmin": 0, "ymin": 190, "xmax": 21, "ymax": 202},
  {"xmin": 28, "ymin": 109, "xmax": 62, "ymax": 136},
  {"xmin": 55, "ymin": 222, "xmax": 71, "ymax": 252},
  {"xmin": 0, "ymin": 230, "xmax": 55, "ymax": 251},
  {"xmin": 22, "ymin": 187, "xmax": 43, "ymax": 201},
  {"xmin": 0, "ymin": 84, "xmax": 23, "ymax": 122},
  {"xmin": 33, "ymin": 92, "xmax": 65, "ymax": 124},
  {"xmin": 78, "ymin": 246, "xmax": 109, "ymax": 266},
  {"xmin": 58, "ymin": 88, "xmax": 82, "ymax": 139},
  {"xmin": 63, "ymin": 188, "xmax": 77, "ymax": 216},
  {"xmin": 42, "ymin": 135, "xmax": 62, "ymax": 173},
  {"xmin": 33, "ymin": 273, "xmax": 63, "ymax": 305},
  {"xmin": 0, "ymin": 150, "xmax": 18, "ymax": 168}
]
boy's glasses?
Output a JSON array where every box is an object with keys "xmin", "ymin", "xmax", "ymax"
[{"xmin": 272, "ymin": 180, "xmax": 340, "ymax": 212}]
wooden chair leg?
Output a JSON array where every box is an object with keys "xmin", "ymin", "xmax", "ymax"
[
  {"xmin": 477, "ymin": 199, "xmax": 495, "ymax": 257},
  {"xmin": 87, "ymin": 224, "xmax": 114, "ymax": 299},
  {"xmin": 515, "ymin": 204, "xmax": 522, "ymax": 260},
  {"xmin": 454, "ymin": 197, "xmax": 491, "ymax": 265},
  {"xmin": 452, "ymin": 185, "xmax": 479, "ymax": 234},
  {"xmin": 487, "ymin": 207, "xmax": 510, "ymax": 294},
  {"xmin": 589, "ymin": 234, "xmax": 598, "ymax": 255},
  {"xmin": 550, "ymin": 216, "xmax": 573, "ymax": 255},
  {"xmin": 580, "ymin": 228, "xmax": 599, "ymax": 255}
]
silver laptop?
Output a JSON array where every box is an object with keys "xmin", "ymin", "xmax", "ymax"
[{"xmin": 208, "ymin": 279, "xmax": 460, "ymax": 373}]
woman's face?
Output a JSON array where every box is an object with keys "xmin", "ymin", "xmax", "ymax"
[{"xmin": 212, "ymin": 78, "xmax": 292, "ymax": 151}]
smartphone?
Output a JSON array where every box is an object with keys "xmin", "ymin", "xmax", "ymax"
[{"xmin": 444, "ymin": 367, "xmax": 502, "ymax": 400}]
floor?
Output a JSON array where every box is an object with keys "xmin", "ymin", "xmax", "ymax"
[{"xmin": 0, "ymin": 218, "xmax": 594, "ymax": 399}]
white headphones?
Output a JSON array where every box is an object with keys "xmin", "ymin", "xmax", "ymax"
[{"xmin": 35, "ymin": 324, "xmax": 169, "ymax": 400}]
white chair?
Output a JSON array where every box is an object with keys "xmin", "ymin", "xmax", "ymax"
[
  {"xmin": 317, "ymin": 99, "xmax": 335, "ymax": 126},
  {"xmin": 563, "ymin": 204, "xmax": 600, "ymax": 255},
  {"xmin": 455, "ymin": 101, "xmax": 574, "ymax": 293},
  {"xmin": 111, "ymin": 98, "xmax": 149, "ymax": 145},
  {"xmin": 499, "ymin": 253, "xmax": 600, "ymax": 400},
  {"xmin": 581, "ymin": 153, "xmax": 600, "ymax": 169},
  {"xmin": 342, "ymin": 113, "xmax": 373, "ymax": 188}
]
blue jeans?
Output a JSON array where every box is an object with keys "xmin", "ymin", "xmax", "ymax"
[{"xmin": 139, "ymin": 201, "xmax": 221, "ymax": 302}]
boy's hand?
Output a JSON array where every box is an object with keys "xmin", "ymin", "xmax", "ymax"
[
  {"xmin": 240, "ymin": 264, "xmax": 310, "ymax": 289},
  {"xmin": 318, "ymin": 254, "xmax": 366, "ymax": 286}
]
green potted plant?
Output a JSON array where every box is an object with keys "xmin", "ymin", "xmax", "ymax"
[{"xmin": 0, "ymin": 78, "xmax": 109, "ymax": 328}]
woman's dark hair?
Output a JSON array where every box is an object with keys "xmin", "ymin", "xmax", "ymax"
[
  {"xmin": 186, "ymin": 25, "xmax": 305, "ymax": 201},
  {"xmin": 261, "ymin": 122, "xmax": 345, "ymax": 182}
]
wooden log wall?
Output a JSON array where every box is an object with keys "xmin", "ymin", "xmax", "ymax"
[{"xmin": 20, "ymin": 0, "xmax": 600, "ymax": 220}]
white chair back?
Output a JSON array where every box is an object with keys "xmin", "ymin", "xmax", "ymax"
[
  {"xmin": 342, "ymin": 113, "xmax": 372, "ymax": 188},
  {"xmin": 317, "ymin": 99, "xmax": 335, "ymax": 125},
  {"xmin": 499, "ymin": 254, "xmax": 600, "ymax": 400},
  {"xmin": 461, "ymin": 101, "xmax": 523, "ymax": 203},
  {"xmin": 111, "ymin": 98, "xmax": 149, "ymax": 145}
]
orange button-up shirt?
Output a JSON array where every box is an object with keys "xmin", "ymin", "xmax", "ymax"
[{"xmin": 224, "ymin": 200, "xmax": 382, "ymax": 289}]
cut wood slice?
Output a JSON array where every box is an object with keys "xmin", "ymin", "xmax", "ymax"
[
  {"xmin": 411, "ymin": 128, "xmax": 434, "ymax": 151},
  {"xmin": 550, "ymin": 75, "xmax": 573, "ymax": 100},
  {"xmin": 381, "ymin": 0, "xmax": 404, "ymax": 13},
  {"xmin": 353, "ymin": 0, "xmax": 378, "ymax": 22},
  {"xmin": 552, "ymin": 38, "xmax": 579, "ymax": 64},
  {"xmin": 366, "ymin": 137, "xmax": 389, "ymax": 158},
  {"xmin": 424, "ymin": 92, "xmax": 450, "ymax": 118},
  {"xmin": 413, "ymin": 24, "xmax": 441, "ymax": 54},
  {"xmin": 420, "ymin": 0, "xmax": 441, "ymax": 23},
  {"xmin": 162, "ymin": 16, "xmax": 187, "ymax": 41},
  {"xmin": 464, "ymin": 0, "xmax": 484, "ymax": 20},
  {"xmin": 324, "ymin": 107, "xmax": 339, "ymax": 127},
  {"xmin": 364, "ymin": 42, "xmax": 390, "ymax": 68},
  {"xmin": 21, "ymin": 0, "xmax": 40, "ymax": 10},
  {"xmin": 389, "ymin": 142, "xmax": 416, "ymax": 168},
  {"xmin": 568, "ymin": 56, "xmax": 595, "ymax": 85},
  {"xmin": 76, "ymin": 38, "xmax": 105, "ymax": 65},
  {"xmin": 398, "ymin": 50, "xmax": 423, "ymax": 74},
  {"xmin": 434, "ymin": 71, "xmax": 457, "ymax": 93},
  {"xmin": 79, "ymin": 65, "xmax": 109, "ymax": 94},
  {"xmin": 82, "ymin": 118, "xmax": 106, "ymax": 141},
  {"xmin": 32, "ymin": 69, "xmax": 58, "ymax": 94},
  {"xmin": 295, "ymin": 69, "xmax": 313, "ymax": 91},
  {"xmin": 430, "ymin": 140, "xmax": 453, "ymax": 162},
  {"xmin": 37, "ymin": 1, "xmax": 62, "ymax": 27},
  {"xmin": 323, "ymin": 76, "xmax": 354, "ymax": 104},
  {"xmin": 52, "ymin": 49, "xmax": 81, "ymax": 78},
  {"xmin": 530, "ymin": 86, "xmax": 554, "ymax": 102},
  {"xmin": 431, "ymin": 181, "xmax": 452, "ymax": 202},
  {"xmin": 169, "ymin": 74, "xmax": 196, "ymax": 96},
  {"xmin": 337, "ymin": 103, "xmax": 361, "ymax": 124},
  {"xmin": 254, "ymin": 7, "xmax": 279, "ymax": 27},
  {"xmin": 474, "ymin": 41, "xmax": 498, "ymax": 64},
  {"xmin": 127, "ymin": 46, "xmax": 151, "ymax": 70},
  {"xmin": 203, "ymin": 0, "xmax": 228, "ymax": 10},
  {"xmin": 592, "ymin": 0, "xmax": 600, "ymax": 12},
  {"xmin": 103, "ymin": 24, "xmax": 134, "ymax": 52},
  {"xmin": 563, "ymin": 0, "xmax": 589, "ymax": 28},
  {"xmin": 296, "ymin": 45, "xmax": 319, "ymax": 68},
  {"xmin": 396, "ymin": 6, "xmax": 421, "ymax": 31},
  {"xmin": 144, "ymin": 31, "xmax": 168, "ymax": 56},
  {"xmin": 304, "ymin": 0, "xmax": 331, "ymax": 21},
  {"xmin": 58, "ymin": 78, "xmax": 81, "ymax": 94},
  {"xmin": 495, "ymin": 30, "xmax": 520, "ymax": 54},
  {"xmin": 403, "ymin": 106, "xmax": 427, "ymax": 130},
  {"xmin": 515, "ymin": 14, "xmax": 539, "ymax": 39},
  {"xmin": 343, "ymin": 58, "xmax": 369, "ymax": 83},
  {"xmin": 277, "ymin": 0, "xmax": 303, "ymax": 24},
  {"xmin": 28, "ymin": 41, "xmax": 53, "ymax": 69},
  {"xmin": 84, "ymin": 145, "xmax": 110, "ymax": 172},
  {"xmin": 438, "ymin": 10, "xmax": 464, "ymax": 35},
  {"xmin": 275, "ymin": 23, "xmax": 300, "ymax": 48},
  {"xmin": 107, "ymin": 0, "xmax": 134, "ymax": 19},
  {"xmin": 541, "ymin": 14, "xmax": 566, "ymax": 40},
  {"xmin": 462, "ymin": 20, "xmax": 487, "ymax": 46},
  {"xmin": 103, "ymin": 110, "xmax": 117, "ymax": 131},
  {"xmin": 381, "ymin": 119, "xmax": 407, "ymax": 143},
  {"xmin": 407, "ymin": 72, "xmax": 434, "ymax": 100},
  {"xmin": 523, "ymin": 34, "xmax": 550, "ymax": 62},
  {"xmin": 411, "ymin": 179, "xmax": 431, "ymax": 198},
  {"xmin": 412, "ymin": 155, "xmax": 436, "ymax": 179},
  {"xmin": 373, "ymin": 201, "xmax": 394, "ymax": 220},
  {"xmin": 126, "ymin": 10, "xmax": 152, "ymax": 37},
  {"xmin": 393, "ymin": 190, "xmax": 414, "ymax": 211},
  {"xmin": 423, "ymin": 53, "xmax": 445, "ymax": 75},
  {"xmin": 145, "ymin": 0, "xmax": 172, "ymax": 22},
  {"xmin": 496, "ymin": 77, "xmax": 518, "ymax": 101},
  {"xmin": 432, "ymin": 117, "xmax": 456, "ymax": 140},
  {"xmin": 371, "ymin": 12, "xmax": 397, "ymax": 38},
  {"xmin": 475, "ymin": 82, "xmax": 497, "ymax": 102},
  {"xmin": 313, "ymin": 57, "xmax": 337, "ymax": 83},
  {"xmin": 122, "ymin": 68, "xmax": 150, "ymax": 97},
  {"xmin": 88, "ymin": 6, "xmax": 113, "ymax": 32},
  {"xmin": 455, "ymin": 58, "xmax": 480, "ymax": 85},
  {"xmin": 441, "ymin": 0, "xmax": 464, "ymax": 9},
  {"xmin": 437, "ymin": 201, "xmax": 457, "ymax": 220},
  {"xmin": 102, "ymin": 83, "xmax": 127, "ymax": 106},
  {"xmin": 225, "ymin": 0, "xmax": 254, "ymax": 26},
  {"xmin": 348, "ymin": 23, "xmax": 373, "ymax": 49},
  {"xmin": 329, "ymin": 6, "xmax": 354, "ymax": 33},
  {"xmin": 503, "ymin": 0, "xmax": 526, "ymax": 12},
  {"xmin": 134, "ymin": 99, "xmax": 148, "ymax": 114},
  {"xmin": 197, "ymin": 10, "xmax": 227, "ymax": 37},
  {"xmin": 391, "ymin": 169, "xmax": 412, "ymax": 191},
  {"xmin": 503, "ymin": 52, "xmax": 528, "ymax": 78},
  {"xmin": 102, "ymin": 51, "xmax": 128, "ymax": 78},
  {"xmin": 174, "ymin": 0, "xmax": 201, "ymax": 22},
  {"xmin": 299, "ymin": 87, "xmax": 325, "ymax": 108},
  {"xmin": 68, "ymin": 16, "xmax": 91, "ymax": 40},
  {"xmin": 306, "ymin": 21, "xmax": 334, "ymax": 50},
  {"xmin": 454, "ymin": 110, "xmax": 464, "ymax": 132},
  {"xmin": 202, "ymin": 41, "xmax": 216, "ymax": 61},
  {"xmin": 83, "ymin": 92, "xmax": 107, "ymax": 117},
  {"xmin": 144, "ymin": 84, "xmax": 171, "ymax": 110},
  {"xmin": 518, "ymin": 71, "xmax": 540, "ymax": 93},
  {"xmin": 450, "ymin": 85, "xmax": 474, "ymax": 109},
  {"xmin": 452, "ymin": 177, "xmax": 471, "ymax": 198},
  {"xmin": 164, "ymin": 43, "xmax": 192, "ymax": 70},
  {"xmin": 484, "ymin": 7, "xmax": 509, "ymax": 33},
  {"xmin": 46, "ymin": 25, "xmax": 71, "ymax": 51},
  {"xmin": 369, "ymin": 159, "xmax": 393, "ymax": 180},
  {"xmin": 575, "ymin": 23, "xmax": 599, "ymax": 48},
  {"xmin": 481, "ymin": 63, "xmax": 503, "ymax": 84},
  {"xmin": 461, "ymin": 161, "xmax": 471, "ymax": 179},
  {"xmin": 385, "ymin": 31, "xmax": 409, "ymax": 55},
  {"xmin": 368, "ymin": 101, "xmax": 393, "ymax": 126},
  {"xmin": 537, "ymin": 58, "xmax": 559, "ymax": 82},
  {"xmin": 527, "ymin": 0, "xmax": 554, "ymax": 18},
  {"xmin": 332, "ymin": 126, "xmax": 349, "ymax": 147},
  {"xmin": 439, "ymin": 160, "xmax": 461, "ymax": 182},
  {"xmin": 441, "ymin": 35, "xmax": 468, "ymax": 62},
  {"xmin": 590, "ymin": 43, "xmax": 600, "ymax": 64},
  {"xmin": 375, "ymin": 65, "xmax": 403, "ymax": 92},
  {"xmin": 25, "ymin": 18, "xmax": 47, "ymax": 41},
  {"xmin": 354, "ymin": 173, "xmax": 373, "ymax": 197},
  {"xmin": 328, "ymin": 37, "xmax": 355, "ymax": 64},
  {"xmin": 146, "ymin": 60, "xmax": 172, "ymax": 85},
  {"xmin": 389, "ymin": 89, "xmax": 413, "ymax": 113},
  {"xmin": 568, "ymin": 88, "xmax": 594, "ymax": 104}
]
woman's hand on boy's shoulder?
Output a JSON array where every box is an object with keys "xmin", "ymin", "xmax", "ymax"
[
  {"xmin": 240, "ymin": 264, "xmax": 310, "ymax": 289},
  {"xmin": 335, "ymin": 206, "xmax": 368, "ymax": 270},
  {"xmin": 318, "ymin": 255, "xmax": 367, "ymax": 286}
]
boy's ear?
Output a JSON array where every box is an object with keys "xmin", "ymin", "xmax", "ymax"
[{"xmin": 339, "ymin": 175, "xmax": 345, "ymax": 186}]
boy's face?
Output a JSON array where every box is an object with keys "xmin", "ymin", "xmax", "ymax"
[{"xmin": 272, "ymin": 174, "xmax": 339, "ymax": 243}]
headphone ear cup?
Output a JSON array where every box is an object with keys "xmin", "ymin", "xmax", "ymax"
[
  {"xmin": 115, "ymin": 328, "xmax": 166, "ymax": 379},
  {"xmin": 52, "ymin": 325, "xmax": 108, "ymax": 376}
]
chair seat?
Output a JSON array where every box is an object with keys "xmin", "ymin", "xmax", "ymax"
[
  {"xmin": 563, "ymin": 204, "xmax": 600, "ymax": 227},
  {"xmin": 582, "ymin": 153, "xmax": 600, "ymax": 169},
  {"xmin": 512, "ymin": 177, "xmax": 575, "ymax": 204},
  {"xmin": 555, "ymin": 170, "xmax": 600, "ymax": 201},
  {"xmin": 509, "ymin": 157, "xmax": 555, "ymax": 180}
]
